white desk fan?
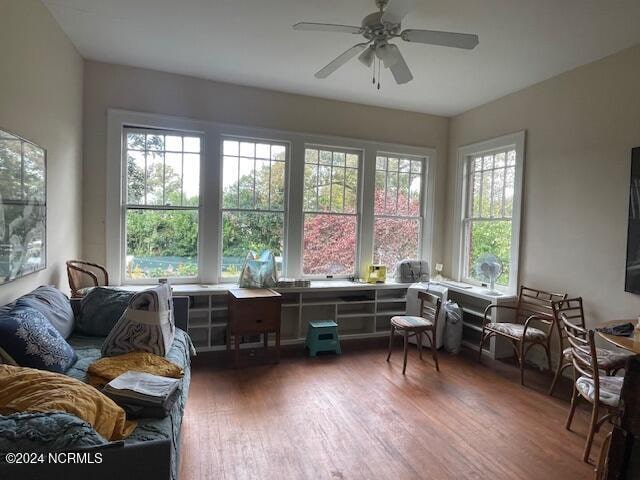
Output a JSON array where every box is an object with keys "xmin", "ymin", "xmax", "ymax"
[{"xmin": 474, "ymin": 254, "xmax": 503, "ymax": 296}]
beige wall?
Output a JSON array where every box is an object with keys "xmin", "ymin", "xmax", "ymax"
[
  {"xmin": 445, "ymin": 44, "xmax": 640, "ymax": 325},
  {"xmin": 0, "ymin": 0, "xmax": 83, "ymax": 305},
  {"xmin": 82, "ymin": 61, "xmax": 450, "ymax": 269}
]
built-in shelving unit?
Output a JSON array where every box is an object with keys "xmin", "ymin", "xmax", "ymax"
[
  {"xmin": 437, "ymin": 282, "xmax": 517, "ymax": 359},
  {"xmin": 157, "ymin": 281, "xmax": 410, "ymax": 352},
  {"xmin": 120, "ymin": 280, "xmax": 517, "ymax": 356}
]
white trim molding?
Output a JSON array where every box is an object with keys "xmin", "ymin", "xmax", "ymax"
[
  {"xmin": 106, "ymin": 109, "xmax": 438, "ymax": 285},
  {"xmin": 451, "ymin": 130, "xmax": 526, "ymax": 294}
]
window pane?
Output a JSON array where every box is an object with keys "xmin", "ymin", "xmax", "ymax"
[
  {"xmin": 0, "ymin": 140, "xmax": 22, "ymax": 200},
  {"xmin": 126, "ymin": 151, "xmax": 145, "ymax": 205},
  {"xmin": 319, "ymin": 150, "xmax": 332, "ymax": 165},
  {"xmin": 271, "ymin": 145, "xmax": 286, "ymax": 161},
  {"xmin": 164, "ymin": 152, "xmax": 183, "ymax": 206},
  {"xmin": 125, "ymin": 209, "xmax": 198, "ymax": 279},
  {"xmin": 222, "ymin": 211, "xmax": 284, "ymax": 277},
  {"xmin": 240, "ymin": 141, "xmax": 254, "ymax": 157},
  {"xmin": 183, "ymin": 153, "xmax": 200, "ymax": 205},
  {"xmin": 303, "ymin": 213, "xmax": 357, "ymax": 275},
  {"xmin": 127, "ymin": 133, "xmax": 145, "ymax": 150},
  {"xmin": 374, "ymin": 171, "xmax": 386, "ymax": 215},
  {"xmin": 409, "ymin": 174, "xmax": 421, "ymax": 216},
  {"xmin": 146, "ymin": 134, "xmax": 164, "ymax": 151},
  {"xmin": 222, "ymin": 156, "xmax": 239, "ymax": 208},
  {"xmin": 466, "ymin": 220, "xmax": 511, "ymax": 286},
  {"xmin": 223, "ymin": 140, "xmax": 239, "ymax": 156},
  {"xmin": 256, "ymin": 143, "xmax": 270, "ymax": 159},
  {"xmin": 146, "ymin": 151, "xmax": 164, "ymax": 205},
  {"xmin": 255, "ymin": 159, "xmax": 270, "ymax": 209},
  {"xmin": 184, "ymin": 137, "xmax": 200, "ymax": 153},
  {"xmin": 238, "ymin": 157, "xmax": 255, "ymax": 209},
  {"xmin": 270, "ymin": 160, "xmax": 285, "ymax": 210},
  {"xmin": 304, "ymin": 163, "xmax": 318, "ymax": 211},
  {"xmin": 305, "ymin": 149, "xmax": 318, "ymax": 163},
  {"xmin": 346, "ymin": 154, "xmax": 358, "ymax": 168},
  {"xmin": 331, "ymin": 167, "xmax": 344, "ymax": 212},
  {"xmin": 374, "ymin": 217, "xmax": 420, "ymax": 275},
  {"xmin": 165, "ymin": 135, "xmax": 182, "ymax": 152},
  {"xmin": 344, "ymin": 168, "xmax": 358, "ymax": 213}
]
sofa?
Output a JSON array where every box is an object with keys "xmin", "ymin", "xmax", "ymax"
[{"xmin": 0, "ymin": 286, "xmax": 192, "ymax": 480}]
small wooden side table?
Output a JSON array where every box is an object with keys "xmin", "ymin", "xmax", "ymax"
[{"xmin": 227, "ymin": 288, "xmax": 282, "ymax": 367}]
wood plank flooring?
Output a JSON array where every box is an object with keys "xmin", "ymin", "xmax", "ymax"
[{"xmin": 179, "ymin": 345, "xmax": 601, "ymax": 479}]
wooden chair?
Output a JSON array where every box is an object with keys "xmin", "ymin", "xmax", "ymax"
[
  {"xmin": 596, "ymin": 356, "xmax": 640, "ymax": 479},
  {"xmin": 478, "ymin": 285, "xmax": 567, "ymax": 386},
  {"xmin": 66, "ymin": 260, "xmax": 109, "ymax": 298},
  {"xmin": 563, "ymin": 313, "xmax": 623, "ymax": 463},
  {"xmin": 387, "ymin": 291, "xmax": 441, "ymax": 374},
  {"xmin": 549, "ymin": 298, "xmax": 631, "ymax": 396}
]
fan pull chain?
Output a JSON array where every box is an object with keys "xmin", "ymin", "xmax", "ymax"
[{"xmin": 377, "ymin": 58, "xmax": 381, "ymax": 90}]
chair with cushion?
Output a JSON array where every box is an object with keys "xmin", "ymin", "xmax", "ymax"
[
  {"xmin": 563, "ymin": 312, "xmax": 623, "ymax": 463},
  {"xmin": 387, "ymin": 291, "xmax": 441, "ymax": 374},
  {"xmin": 66, "ymin": 260, "xmax": 109, "ymax": 298},
  {"xmin": 478, "ymin": 285, "xmax": 567, "ymax": 386},
  {"xmin": 548, "ymin": 298, "xmax": 632, "ymax": 396}
]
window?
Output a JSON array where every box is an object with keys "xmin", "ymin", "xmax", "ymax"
[
  {"xmin": 109, "ymin": 110, "xmax": 437, "ymax": 285},
  {"xmin": 455, "ymin": 131, "xmax": 524, "ymax": 292},
  {"xmin": 123, "ymin": 128, "xmax": 201, "ymax": 280},
  {"xmin": 302, "ymin": 147, "xmax": 360, "ymax": 276},
  {"xmin": 373, "ymin": 154, "xmax": 424, "ymax": 274},
  {"xmin": 221, "ymin": 138, "xmax": 287, "ymax": 278}
]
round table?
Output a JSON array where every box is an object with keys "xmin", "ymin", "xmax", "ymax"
[{"xmin": 597, "ymin": 319, "xmax": 640, "ymax": 355}]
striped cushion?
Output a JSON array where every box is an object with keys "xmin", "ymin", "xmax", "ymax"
[
  {"xmin": 576, "ymin": 375, "xmax": 623, "ymax": 407},
  {"xmin": 485, "ymin": 322, "xmax": 547, "ymax": 341},
  {"xmin": 391, "ymin": 316, "xmax": 433, "ymax": 329},
  {"xmin": 562, "ymin": 347, "xmax": 632, "ymax": 370}
]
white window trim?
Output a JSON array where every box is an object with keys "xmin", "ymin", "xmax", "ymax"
[
  {"xmin": 218, "ymin": 134, "xmax": 291, "ymax": 282},
  {"xmin": 451, "ymin": 131, "xmax": 525, "ymax": 294},
  {"xmin": 301, "ymin": 144, "xmax": 363, "ymax": 279},
  {"xmin": 106, "ymin": 109, "xmax": 437, "ymax": 285},
  {"xmin": 373, "ymin": 152, "xmax": 428, "ymax": 274}
]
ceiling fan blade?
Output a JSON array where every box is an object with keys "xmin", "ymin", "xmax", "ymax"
[
  {"xmin": 358, "ymin": 45, "xmax": 375, "ymax": 67},
  {"xmin": 381, "ymin": 0, "xmax": 415, "ymax": 24},
  {"xmin": 293, "ymin": 22, "xmax": 364, "ymax": 34},
  {"xmin": 401, "ymin": 29, "xmax": 479, "ymax": 49},
  {"xmin": 315, "ymin": 43, "xmax": 368, "ymax": 79},
  {"xmin": 386, "ymin": 45, "xmax": 413, "ymax": 84}
]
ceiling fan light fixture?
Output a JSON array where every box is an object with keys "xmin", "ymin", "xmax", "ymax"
[
  {"xmin": 358, "ymin": 45, "xmax": 375, "ymax": 67},
  {"xmin": 376, "ymin": 43, "xmax": 399, "ymax": 68}
]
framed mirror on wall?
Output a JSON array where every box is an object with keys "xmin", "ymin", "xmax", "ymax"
[{"xmin": 0, "ymin": 128, "xmax": 46, "ymax": 285}]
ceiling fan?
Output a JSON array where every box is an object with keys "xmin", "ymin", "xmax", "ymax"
[{"xmin": 293, "ymin": 0, "xmax": 479, "ymax": 86}]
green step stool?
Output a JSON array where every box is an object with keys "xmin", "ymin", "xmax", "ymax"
[{"xmin": 305, "ymin": 321, "xmax": 341, "ymax": 357}]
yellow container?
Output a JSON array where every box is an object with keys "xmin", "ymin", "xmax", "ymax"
[{"xmin": 366, "ymin": 265, "xmax": 387, "ymax": 284}]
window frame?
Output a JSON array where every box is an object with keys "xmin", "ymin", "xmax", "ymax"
[
  {"xmin": 106, "ymin": 109, "xmax": 437, "ymax": 286},
  {"xmin": 452, "ymin": 131, "xmax": 525, "ymax": 294},
  {"xmin": 218, "ymin": 135, "xmax": 290, "ymax": 282},
  {"xmin": 301, "ymin": 144, "xmax": 363, "ymax": 279},
  {"xmin": 373, "ymin": 152, "xmax": 427, "ymax": 275},
  {"xmin": 120, "ymin": 126, "xmax": 204, "ymax": 284}
]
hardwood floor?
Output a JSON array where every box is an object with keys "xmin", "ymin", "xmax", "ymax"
[{"xmin": 179, "ymin": 345, "xmax": 601, "ymax": 479}]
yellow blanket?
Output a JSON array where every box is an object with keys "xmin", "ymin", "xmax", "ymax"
[
  {"xmin": 0, "ymin": 365, "xmax": 136, "ymax": 440},
  {"xmin": 88, "ymin": 351, "xmax": 183, "ymax": 388}
]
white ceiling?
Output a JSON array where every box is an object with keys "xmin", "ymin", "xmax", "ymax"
[{"xmin": 44, "ymin": 0, "xmax": 640, "ymax": 116}]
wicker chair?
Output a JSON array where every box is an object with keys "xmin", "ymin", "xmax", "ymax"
[
  {"xmin": 562, "ymin": 312, "xmax": 624, "ymax": 463},
  {"xmin": 387, "ymin": 291, "xmax": 441, "ymax": 374},
  {"xmin": 66, "ymin": 260, "xmax": 109, "ymax": 298},
  {"xmin": 548, "ymin": 298, "xmax": 631, "ymax": 396},
  {"xmin": 478, "ymin": 285, "xmax": 567, "ymax": 386}
]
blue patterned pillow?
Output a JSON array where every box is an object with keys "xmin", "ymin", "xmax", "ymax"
[{"xmin": 0, "ymin": 306, "xmax": 77, "ymax": 373}]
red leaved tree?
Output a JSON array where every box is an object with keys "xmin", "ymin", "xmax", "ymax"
[{"xmin": 303, "ymin": 189, "xmax": 420, "ymax": 275}]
